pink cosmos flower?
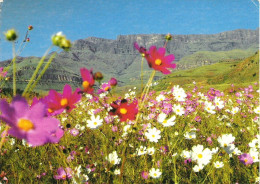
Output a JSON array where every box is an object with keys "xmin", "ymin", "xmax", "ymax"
[
  {"xmin": 44, "ymin": 84, "xmax": 81, "ymax": 115},
  {"xmin": 70, "ymin": 128, "xmax": 79, "ymax": 136},
  {"xmin": 238, "ymin": 153, "xmax": 254, "ymax": 166},
  {"xmin": 145, "ymin": 46, "xmax": 176, "ymax": 74},
  {"xmin": 134, "ymin": 42, "xmax": 149, "ymax": 57},
  {"xmin": 141, "ymin": 171, "xmax": 149, "ymax": 179},
  {"xmin": 0, "ymin": 67, "xmax": 7, "ymax": 78},
  {"xmin": 97, "ymin": 82, "xmax": 111, "ymax": 94},
  {"xmin": 54, "ymin": 167, "xmax": 73, "ymax": 180},
  {"xmin": 0, "ymin": 96, "xmax": 63, "ymax": 146},
  {"xmin": 80, "ymin": 67, "xmax": 95, "ymax": 94}
]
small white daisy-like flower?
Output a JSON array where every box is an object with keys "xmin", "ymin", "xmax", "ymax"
[
  {"xmin": 231, "ymin": 106, "xmax": 239, "ymax": 115},
  {"xmin": 181, "ymin": 150, "xmax": 191, "ymax": 159},
  {"xmin": 214, "ymin": 161, "xmax": 224, "ymax": 168},
  {"xmin": 193, "ymin": 164, "xmax": 204, "ymax": 172},
  {"xmin": 114, "ymin": 169, "xmax": 120, "ymax": 175},
  {"xmin": 217, "ymin": 134, "xmax": 235, "ymax": 148},
  {"xmin": 204, "ymin": 101, "xmax": 216, "ymax": 114},
  {"xmin": 156, "ymin": 94, "xmax": 165, "ymax": 102},
  {"xmin": 106, "ymin": 151, "xmax": 121, "ymax": 165},
  {"xmin": 157, "ymin": 113, "xmax": 176, "ymax": 127},
  {"xmin": 172, "ymin": 104, "xmax": 185, "ymax": 116},
  {"xmin": 214, "ymin": 97, "xmax": 225, "ymax": 109},
  {"xmin": 86, "ymin": 115, "xmax": 103, "ymax": 129},
  {"xmin": 147, "ymin": 147, "xmax": 155, "ymax": 155},
  {"xmin": 184, "ymin": 132, "xmax": 196, "ymax": 139},
  {"xmin": 253, "ymin": 106, "xmax": 260, "ymax": 114},
  {"xmin": 191, "ymin": 144, "xmax": 212, "ymax": 166},
  {"xmin": 145, "ymin": 127, "xmax": 161, "ymax": 143},
  {"xmin": 136, "ymin": 146, "xmax": 147, "ymax": 156},
  {"xmin": 149, "ymin": 168, "xmax": 162, "ymax": 178},
  {"xmin": 249, "ymin": 148, "xmax": 259, "ymax": 162}
]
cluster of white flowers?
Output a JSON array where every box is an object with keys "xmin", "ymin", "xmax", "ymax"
[
  {"xmin": 214, "ymin": 97, "xmax": 225, "ymax": 109},
  {"xmin": 172, "ymin": 85, "xmax": 187, "ymax": 102}
]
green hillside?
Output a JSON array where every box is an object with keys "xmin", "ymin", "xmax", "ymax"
[{"xmin": 154, "ymin": 52, "xmax": 259, "ymax": 92}]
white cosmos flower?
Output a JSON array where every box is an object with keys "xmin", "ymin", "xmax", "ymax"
[
  {"xmin": 214, "ymin": 97, "xmax": 224, "ymax": 109},
  {"xmin": 106, "ymin": 151, "xmax": 121, "ymax": 165},
  {"xmin": 114, "ymin": 169, "xmax": 120, "ymax": 175},
  {"xmin": 191, "ymin": 144, "xmax": 212, "ymax": 166},
  {"xmin": 204, "ymin": 101, "xmax": 216, "ymax": 114},
  {"xmin": 156, "ymin": 94, "xmax": 165, "ymax": 102},
  {"xmin": 136, "ymin": 146, "xmax": 147, "ymax": 156},
  {"xmin": 254, "ymin": 106, "xmax": 260, "ymax": 114},
  {"xmin": 157, "ymin": 113, "xmax": 176, "ymax": 127},
  {"xmin": 147, "ymin": 147, "xmax": 155, "ymax": 155},
  {"xmin": 173, "ymin": 104, "xmax": 185, "ymax": 116},
  {"xmin": 181, "ymin": 150, "xmax": 191, "ymax": 159},
  {"xmin": 231, "ymin": 106, "xmax": 239, "ymax": 115},
  {"xmin": 86, "ymin": 115, "xmax": 103, "ymax": 129},
  {"xmin": 217, "ymin": 134, "xmax": 235, "ymax": 148},
  {"xmin": 193, "ymin": 164, "xmax": 204, "ymax": 172},
  {"xmin": 184, "ymin": 132, "xmax": 196, "ymax": 139},
  {"xmin": 145, "ymin": 127, "xmax": 161, "ymax": 143},
  {"xmin": 149, "ymin": 168, "xmax": 162, "ymax": 178},
  {"xmin": 249, "ymin": 148, "xmax": 259, "ymax": 162},
  {"xmin": 214, "ymin": 161, "xmax": 224, "ymax": 168}
]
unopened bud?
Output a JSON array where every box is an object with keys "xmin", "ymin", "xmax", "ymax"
[
  {"xmin": 109, "ymin": 78, "xmax": 117, "ymax": 87},
  {"xmin": 5, "ymin": 29, "xmax": 18, "ymax": 41},
  {"xmin": 60, "ymin": 38, "xmax": 71, "ymax": 51},
  {"xmin": 26, "ymin": 38, "xmax": 30, "ymax": 42},
  {"xmin": 94, "ymin": 72, "xmax": 103, "ymax": 81},
  {"xmin": 28, "ymin": 25, "xmax": 33, "ymax": 30},
  {"xmin": 165, "ymin": 33, "xmax": 172, "ymax": 41}
]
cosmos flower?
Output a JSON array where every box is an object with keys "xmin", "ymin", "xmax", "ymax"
[
  {"xmin": 0, "ymin": 96, "xmax": 62, "ymax": 146},
  {"xmin": 0, "ymin": 67, "xmax": 7, "ymax": 78},
  {"xmin": 44, "ymin": 84, "xmax": 81, "ymax": 115},
  {"xmin": 191, "ymin": 144, "xmax": 213, "ymax": 166},
  {"xmin": 109, "ymin": 99, "xmax": 138, "ymax": 122},
  {"xmin": 145, "ymin": 46, "xmax": 176, "ymax": 74},
  {"xmin": 86, "ymin": 115, "xmax": 103, "ymax": 129},
  {"xmin": 134, "ymin": 42, "xmax": 149, "ymax": 57},
  {"xmin": 106, "ymin": 151, "xmax": 121, "ymax": 165},
  {"xmin": 80, "ymin": 67, "xmax": 95, "ymax": 94},
  {"xmin": 214, "ymin": 161, "xmax": 224, "ymax": 168},
  {"xmin": 54, "ymin": 167, "xmax": 73, "ymax": 180},
  {"xmin": 238, "ymin": 153, "xmax": 254, "ymax": 166},
  {"xmin": 149, "ymin": 168, "xmax": 162, "ymax": 179},
  {"xmin": 145, "ymin": 127, "xmax": 161, "ymax": 143}
]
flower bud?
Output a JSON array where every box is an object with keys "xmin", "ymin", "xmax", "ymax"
[
  {"xmin": 60, "ymin": 38, "xmax": 71, "ymax": 51},
  {"xmin": 94, "ymin": 72, "xmax": 103, "ymax": 81},
  {"xmin": 28, "ymin": 25, "xmax": 33, "ymax": 30},
  {"xmin": 109, "ymin": 78, "xmax": 117, "ymax": 87},
  {"xmin": 26, "ymin": 38, "xmax": 30, "ymax": 42},
  {"xmin": 51, "ymin": 32, "xmax": 65, "ymax": 46},
  {"xmin": 5, "ymin": 29, "xmax": 18, "ymax": 41},
  {"xmin": 165, "ymin": 33, "xmax": 172, "ymax": 41}
]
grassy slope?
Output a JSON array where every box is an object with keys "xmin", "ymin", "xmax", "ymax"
[{"xmin": 153, "ymin": 52, "xmax": 259, "ymax": 92}]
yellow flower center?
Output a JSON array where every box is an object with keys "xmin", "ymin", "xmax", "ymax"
[
  {"xmin": 104, "ymin": 86, "xmax": 110, "ymax": 91},
  {"xmin": 155, "ymin": 59, "xmax": 162, "ymax": 65},
  {"xmin": 154, "ymin": 173, "xmax": 157, "ymax": 176},
  {"xmin": 82, "ymin": 81, "xmax": 90, "ymax": 89},
  {"xmin": 60, "ymin": 98, "xmax": 68, "ymax": 106},
  {"xmin": 198, "ymin": 154, "xmax": 203, "ymax": 158},
  {"xmin": 111, "ymin": 160, "xmax": 115, "ymax": 165},
  {"xmin": 62, "ymin": 174, "xmax": 66, "ymax": 179},
  {"xmin": 152, "ymin": 135, "xmax": 155, "ymax": 138},
  {"xmin": 17, "ymin": 119, "xmax": 34, "ymax": 131},
  {"xmin": 48, "ymin": 108, "xmax": 53, "ymax": 113},
  {"xmin": 224, "ymin": 143, "xmax": 227, "ymax": 147},
  {"xmin": 163, "ymin": 120, "xmax": 167, "ymax": 124},
  {"xmin": 94, "ymin": 122, "xmax": 97, "ymax": 125},
  {"xmin": 120, "ymin": 108, "xmax": 127, "ymax": 114},
  {"xmin": 244, "ymin": 159, "xmax": 248, "ymax": 163}
]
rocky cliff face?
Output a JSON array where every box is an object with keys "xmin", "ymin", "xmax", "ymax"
[{"xmin": 0, "ymin": 29, "xmax": 258, "ymax": 91}]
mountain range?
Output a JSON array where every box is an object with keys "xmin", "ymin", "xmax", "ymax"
[{"xmin": 0, "ymin": 28, "xmax": 258, "ymax": 92}]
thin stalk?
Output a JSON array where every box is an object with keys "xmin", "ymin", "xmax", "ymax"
[
  {"xmin": 28, "ymin": 51, "xmax": 58, "ymax": 94},
  {"xmin": 22, "ymin": 45, "xmax": 53, "ymax": 96},
  {"xmin": 0, "ymin": 125, "xmax": 9, "ymax": 150},
  {"xmin": 140, "ymin": 57, "xmax": 144, "ymax": 93},
  {"xmin": 12, "ymin": 42, "xmax": 17, "ymax": 96}
]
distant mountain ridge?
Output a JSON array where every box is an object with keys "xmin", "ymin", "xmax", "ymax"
[{"xmin": 0, "ymin": 28, "xmax": 258, "ymax": 91}]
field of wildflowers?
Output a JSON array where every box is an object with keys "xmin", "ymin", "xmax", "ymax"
[{"xmin": 0, "ymin": 27, "xmax": 259, "ymax": 184}]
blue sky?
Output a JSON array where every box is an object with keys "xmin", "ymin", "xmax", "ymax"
[{"xmin": 0, "ymin": 0, "xmax": 259, "ymax": 61}]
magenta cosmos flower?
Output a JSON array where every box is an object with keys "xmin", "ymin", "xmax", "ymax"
[
  {"xmin": 54, "ymin": 167, "xmax": 72, "ymax": 180},
  {"xmin": 0, "ymin": 96, "xmax": 63, "ymax": 146},
  {"xmin": 80, "ymin": 67, "xmax": 95, "ymax": 94},
  {"xmin": 238, "ymin": 153, "xmax": 254, "ymax": 166},
  {"xmin": 0, "ymin": 67, "xmax": 7, "ymax": 78},
  {"xmin": 44, "ymin": 84, "xmax": 81, "ymax": 115},
  {"xmin": 145, "ymin": 46, "xmax": 176, "ymax": 74}
]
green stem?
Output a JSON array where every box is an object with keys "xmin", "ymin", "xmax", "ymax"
[
  {"xmin": 28, "ymin": 51, "xmax": 58, "ymax": 94},
  {"xmin": 140, "ymin": 57, "xmax": 144, "ymax": 94},
  {"xmin": 12, "ymin": 42, "xmax": 17, "ymax": 96},
  {"xmin": 22, "ymin": 45, "xmax": 53, "ymax": 96}
]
